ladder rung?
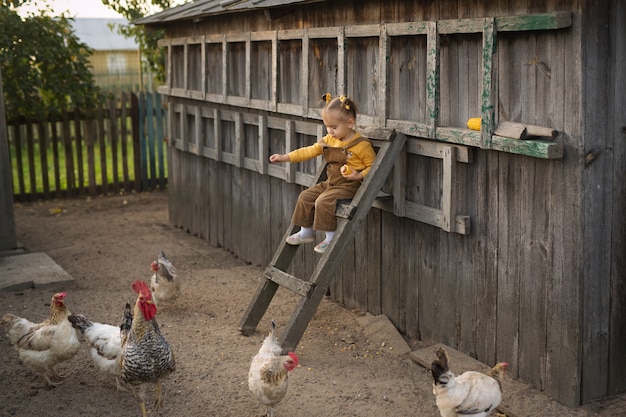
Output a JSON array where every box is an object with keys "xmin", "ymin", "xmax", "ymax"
[
  {"xmin": 336, "ymin": 191, "xmax": 392, "ymax": 219},
  {"xmin": 335, "ymin": 203, "xmax": 357, "ymax": 219},
  {"xmin": 264, "ymin": 265, "xmax": 314, "ymax": 297}
]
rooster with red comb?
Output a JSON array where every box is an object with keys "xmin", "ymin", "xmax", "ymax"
[{"xmin": 119, "ymin": 280, "xmax": 176, "ymax": 417}]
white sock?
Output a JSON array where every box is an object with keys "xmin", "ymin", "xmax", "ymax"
[
  {"xmin": 323, "ymin": 231, "xmax": 334, "ymax": 242},
  {"xmin": 299, "ymin": 227, "xmax": 313, "ymax": 237}
]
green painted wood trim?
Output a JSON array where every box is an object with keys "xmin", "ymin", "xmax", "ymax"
[
  {"xmin": 490, "ymin": 135, "xmax": 564, "ymax": 159},
  {"xmin": 426, "ymin": 21, "xmax": 439, "ymax": 139},
  {"xmin": 481, "ymin": 18, "xmax": 496, "ymax": 149},
  {"xmin": 434, "ymin": 128, "xmax": 563, "ymax": 159},
  {"xmin": 496, "ymin": 11, "xmax": 572, "ymax": 32}
]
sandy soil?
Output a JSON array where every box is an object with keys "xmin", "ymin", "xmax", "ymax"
[{"xmin": 0, "ymin": 191, "xmax": 610, "ymax": 417}]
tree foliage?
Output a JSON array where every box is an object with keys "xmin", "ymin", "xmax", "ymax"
[
  {"xmin": 0, "ymin": 1, "xmax": 102, "ymax": 120},
  {"xmin": 102, "ymin": 0, "xmax": 176, "ymax": 86}
]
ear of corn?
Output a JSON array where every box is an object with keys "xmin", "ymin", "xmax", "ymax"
[{"xmin": 467, "ymin": 118, "xmax": 481, "ymax": 131}]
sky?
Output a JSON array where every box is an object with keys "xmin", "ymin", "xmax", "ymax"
[
  {"xmin": 19, "ymin": 0, "xmax": 123, "ymax": 18},
  {"xmin": 18, "ymin": 0, "xmax": 185, "ymax": 19}
]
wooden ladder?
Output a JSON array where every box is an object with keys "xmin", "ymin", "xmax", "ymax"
[{"xmin": 238, "ymin": 127, "xmax": 407, "ymax": 353}]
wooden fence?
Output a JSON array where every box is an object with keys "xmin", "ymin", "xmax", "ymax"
[{"xmin": 6, "ymin": 91, "xmax": 167, "ymax": 201}]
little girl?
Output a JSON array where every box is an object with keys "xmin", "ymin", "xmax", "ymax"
[{"xmin": 269, "ymin": 94, "xmax": 376, "ymax": 253}]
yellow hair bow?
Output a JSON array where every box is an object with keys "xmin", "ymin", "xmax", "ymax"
[
  {"xmin": 323, "ymin": 93, "xmax": 332, "ymax": 103},
  {"xmin": 339, "ymin": 95, "xmax": 350, "ymax": 110}
]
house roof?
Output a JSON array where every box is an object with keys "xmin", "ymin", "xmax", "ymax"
[
  {"xmin": 72, "ymin": 18, "xmax": 138, "ymax": 51},
  {"xmin": 134, "ymin": 0, "xmax": 322, "ymax": 25}
]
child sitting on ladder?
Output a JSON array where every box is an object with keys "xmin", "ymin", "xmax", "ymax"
[{"xmin": 269, "ymin": 94, "xmax": 376, "ymax": 254}]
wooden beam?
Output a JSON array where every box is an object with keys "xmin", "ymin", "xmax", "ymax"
[
  {"xmin": 496, "ymin": 11, "xmax": 572, "ymax": 32},
  {"xmin": 481, "ymin": 17, "xmax": 497, "ymax": 149},
  {"xmin": 491, "ymin": 135, "xmax": 563, "ymax": 159},
  {"xmin": 426, "ymin": 21, "xmax": 439, "ymax": 139},
  {"xmin": 441, "ymin": 146, "xmax": 457, "ymax": 232}
]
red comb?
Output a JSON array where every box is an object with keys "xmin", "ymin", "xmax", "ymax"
[
  {"xmin": 131, "ymin": 280, "xmax": 151, "ymax": 298},
  {"xmin": 288, "ymin": 352, "xmax": 299, "ymax": 365},
  {"xmin": 57, "ymin": 292, "xmax": 67, "ymax": 298}
]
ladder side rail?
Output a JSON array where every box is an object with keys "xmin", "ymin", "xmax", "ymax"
[{"xmin": 278, "ymin": 131, "xmax": 407, "ymax": 352}]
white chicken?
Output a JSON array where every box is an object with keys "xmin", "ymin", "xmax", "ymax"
[
  {"xmin": 248, "ymin": 320, "xmax": 299, "ymax": 417},
  {"xmin": 67, "ymin": 311, "xmax": 131, "ymax": 391},
  {"xmin": 1, "ymin": 292, "xmax": 81, "ymax": 386},
  {"xmin": 150, "ymin": 249, "xmax": 180, "ymax": 307},
  {"xmin": 431, "ymin": 347, "xmax": 508, "ymax": 417}
]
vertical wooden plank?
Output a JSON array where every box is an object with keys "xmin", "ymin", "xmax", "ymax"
[
  {"xmin": 393, "ymin": 136, "xmax": 406, "ymax": 217},
  {"xmin": 85, "ymin": 119, "xmax": 97, "ymax": 195},
  {"xmin": 480, "ymin": 17, "xmax": 496, "ymax": 148},
  {"xmin": 222, "ymin": 36, "xmax": 228, "ymax": 98},
  {"xmin": 380, "ymin": 210, "xmax": 402, "ymax": 328},
  {"xmin": 258, "ymin": 115, "xmax": 268, "ymax": 175},
  {"xmin": 496, "ymin": 154, "xmax": 521, "ymax": 379},
  {"xmin": 441, "ymin": 146, "xmax": 456, "ymax": 232},
  {"xmin": 337, "ymin": 27, "xmax": 346, "ymax": 95},
  {"xmin": 108, "ymin": 97, "xmax": 119, "ymax": 194},
  {"xmin": 37, "ymin": 122, "xmax": 50, "ymax": 198},
  {"xmin": 62, "ymin": 113, "xmax": 75, "ymax": 197},
  {"xmin": 200, "ymin": 36, "xmax": 206, "ymax": 99},
  {"xmin": 402, "ymin": 220, "xmax": 419, "ymax": 340},
  {"xmin": 286, "ymin": 120, "xmax": 296, "ymax": 183},
  {"xmin": 234, "ymin": 112, "xmax": 243, "ymax": 167},
  {"xmin": 518, "ymin": 159, "xmax": 548, "ymax": 391},
  {"xmin": 166, "ymin": 43, "xmax": 172, "ymax": 95},
  {"xmin": 155, "ymin": 93, "xmax": 166, "ymax": 189},
  {"xmin": 73, "ymin": 111, "xmax": 84, "ymax": 195},
  {"xmin": 0, "ymin": 68, "xmax": 17, "ymax": 248},
  {"xmin": 147, "ymin": 93, "xmax": 157, "ymax": 189},
  {"xmin": 271, "ymin": 31, "xmax": 278, "ymax": 111},
  {"xmin": 130, "ymin": 92, "xmax": 142, "ymax": 193},
  {"xmin": 50, "ymin": 121, "xmax": 61, "ymax": 197},
  {"xmin": 378, "ymin": 24, "xmax": 389, "ymax": 125},
  {"xmin": 608, "ymin": 0, "xmax": 626, "ymax": 397},
  {"xmin": 25, "ymin": 123, "xmax": 36, "ymax": 198},
  {"xmin": 426, "ymin": 21, "xmax": 439, "ymax": 139},
  {"xmin": 120, "ymin": 92, "xmax": 130, "ymax": 191},
  {"xmin": 183, "ymin": 43, "xmax": 189, "ymax": 91},
  {"xmin": 581, "ymin": 1, "xmax": 612, "ymax": 404},
  {"xmin": 214, "ymin": 108, "xmax": 222, "ymax": 162},
  {"xmin": 245, "ymin": 32, "xmax": 251, "ymax": 101},
  {"xmin": 301, "ymin": 30, "xmax": 310, "ymax": 115},
  {"xmin": 194, "ymin": 105, "xmax": 202, "ymax": 155},
  {"xmin": 138, "ymin": 92, "xmax": 147, "ymax": 191},
  {"xmin": 12, "ymin": 125, "xmax": 25, "ymax": 197},
  {"xmin": 97, "ymin": 102, "xmax": 108, "ymax": 195}
]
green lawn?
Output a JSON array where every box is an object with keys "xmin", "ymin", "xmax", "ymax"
[{"xmin": 9, "ymin": 137, "xmax": 167, "ymax": 195}]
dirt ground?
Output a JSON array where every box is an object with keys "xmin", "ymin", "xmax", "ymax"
[{"xmin": 0, "ymin": 191, "xmax": 617, "ymax": 417}]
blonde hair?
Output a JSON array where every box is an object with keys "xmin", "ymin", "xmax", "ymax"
[{"xmin": 321, "ymin": 94, "xmax": 358, "ymax": 120}]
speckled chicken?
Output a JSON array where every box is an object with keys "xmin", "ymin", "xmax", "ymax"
[
  {"xmin": 1, "ymin": 292, "xmax": 80, "ymax": 386},
  {"xmin": 150, "ymin": 249, "xmax": 180, "ymax": 307},
  {"xmin": 67, "ymin": 309, "xmax": 131, "ymax": 391},
  {"xmin": 431, "ymin": 347, "xmax": 508, "ymax": 417},
  {"xmin": 248, "ymin": 320, "xmax": 299, "ymax": 417},
  {"xmin": 120, "ymin": 280, "xmax": 176, "ymax": 417}
]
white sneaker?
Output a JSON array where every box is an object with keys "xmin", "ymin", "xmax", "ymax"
[
  {"xmin": 286, "ymin": 232, "xmax": 315, "ymax": 245},
  {"xmin": 313, "ymin": 240, "xmax": 331, "ymax": 253}
]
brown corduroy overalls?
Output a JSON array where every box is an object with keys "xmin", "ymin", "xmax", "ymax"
[{"xmin": 291, "ymin": 137, "xmax": 366, "ymax": 232}]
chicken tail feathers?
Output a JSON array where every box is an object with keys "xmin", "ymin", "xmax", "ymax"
[
  {"xmin": 431, "ymin": 347, "xmax": 451, "ymax": 385},
  {"xmin": 68, "ymin": 314, "xmax": 93, "ymax": 334},
  {"xmin": 120, "ymin": 302, "xmax": 133, "ymax": 342}
]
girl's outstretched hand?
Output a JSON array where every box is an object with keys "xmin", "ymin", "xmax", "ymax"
[{"xmin": 269, "ymin": 154, "xmax": 289, "ymax": 163}]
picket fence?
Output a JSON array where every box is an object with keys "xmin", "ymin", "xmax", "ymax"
[{"xmin": 7, "ymin": 91, "xmax": 167, "ymax": 201}]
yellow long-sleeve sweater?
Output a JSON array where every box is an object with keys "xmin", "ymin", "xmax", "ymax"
[{"xmin": 287, "ymin": 133, "xmax": 376, "ymax": 177}]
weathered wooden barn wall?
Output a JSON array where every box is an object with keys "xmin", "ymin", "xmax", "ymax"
[{"xmin": 143, "ymin": 0, "xmax": 626, "ymax": 407}]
